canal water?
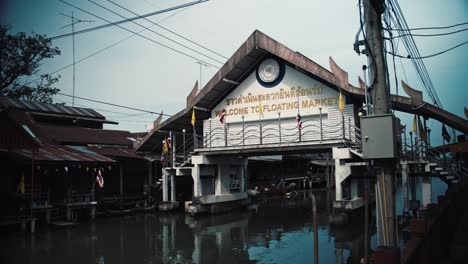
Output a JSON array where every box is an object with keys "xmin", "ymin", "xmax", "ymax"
[{"xmin": 0, "ymin": 178, "xmax": 446, "ymax": 264}]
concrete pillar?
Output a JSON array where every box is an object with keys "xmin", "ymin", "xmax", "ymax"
[
  {"xmin": 192, "ymin": 234, "xmax": 201, "ymax": 264},
  {"xmin": 215, "ymin": 164, "xmax": 223, "ymax": 195},
  {"xmin": 162, "ymin": 170, "xmax": 169, "ymax": 202},
  {"xmin": 351, "ymin": 180, "xmax": 359, "ymax": 199},
  {"xmin": 170, "ymin": 174, "xmax": 176, "ymax": 203},
  {"xmin": 192, "ymin": 164, "xmax": 202, "ymax": 197},
  {"xmin": 90, "ymin": 206, "xmax": 96, "ymax": 220},
  {"xmin": 401, "ymin": 162, "xmax": 409, "ymax": 214},
  {"xmin": 421, "ymin": 177, "xmax": 432, "ymax": 207},
  {"xmin": 162, "ymin": 222, "xmax": 169, "ymax": 259},
  {"xmin": 333, "ymin": 147, "xmax": 352, "ymax": 202}
]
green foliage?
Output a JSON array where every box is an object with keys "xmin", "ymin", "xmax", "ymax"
[{"xmin": 0, "ymin": 24, "xmax": 61, "ymax": 103}]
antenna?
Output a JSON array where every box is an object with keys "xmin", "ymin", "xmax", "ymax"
[
  {"xmin": 59, "ymin": 12, "xmax": 94, "ymax": 107},
  {"xmin": 195, "ymin": 61, "xmax": 209, "ymax": 91}
]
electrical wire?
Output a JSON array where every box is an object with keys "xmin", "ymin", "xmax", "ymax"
[
  {"xmin": 22, "ymin": 6, "xmax": 189, "ymax": 87},
  {"xmin": 390, "ymin": 27, "xmax": 468, "ymax": 39},
  {"xmin": 105, "ymin": 0, "xmax": 228, "ymax": 60},
  {"xmin": 384, "ymin": 21, "xmax": 468, "ymax": 31},
  {"xmin": 88, "ymin": 0, "xmax": 224, "ymax": 65},
  {"xmin": 387, "ymin": 40, "xmax": 468, "ymax": 59},
  {"xmin": 388, "ymin": 0, "xmax": 456, "ymax": 139},
  {"xmin": 59, "ymin": 0, "xmax": 220, "ymax": 68},
  {"xmin": 56, "ymin": 92, "xmax": 172, "ymax": 117},
  {"xmin": 50, "ymin": 0, "xmax": 208, "ymax": 40}
]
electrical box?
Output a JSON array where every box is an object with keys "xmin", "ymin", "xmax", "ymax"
[{"xmin": 361, "ymin": 114, "xmax": 398, "ymax": 159}]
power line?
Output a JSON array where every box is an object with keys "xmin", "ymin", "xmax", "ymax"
[
  {"xmin": 88, "ymin": 0, "xmax": 224, "ymax": 65},
  {"xmin": 390, "ymin": 27, "xmax": 468, "ymax": 39},
  {"xmin": 56, "ymin": 92, "xmax": 172, "ymax": 117},
  {"xmin": 22, "ymin": 7, "xmax": 188, "ymax": 87},
  {"xmin": 384, "ymin": 21, "xmax": 468, "ymax": 31},
  {"xmin": 50, "ymin": 0, "xmax": 209, "ymax": 40},
  {"xmin": 106, "ymin": 0, "xmax": 228, "ymax": 60},
  {"xmin": 59, "ymin": 0, "xmax": 220, "ymax": 68},
  {"xmin": 387, "ymin": 40, "xmax": 468, "ymax": 59}
]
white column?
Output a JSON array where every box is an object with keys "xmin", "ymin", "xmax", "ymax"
[
  {"xmin": 421, "ymin": 177, "xmax": 432, "ymax": 207},
  {"xmin": 215, "ymin": 164, "xmax": 222, "ymax": 195},
  {"xmin": 192, "ymin": 164, "xmax": 202, "ymax": 197},
  {"xmin": 162, "ymin": 169, "xmax": 168, "ymax": 202},
  {"xmin": 192, "ymin": 234, "xmax": 201, "ymax": 264},
  {"xmin": 351, "ymin": 180, "xmax": 358, "ymax": 199},
  {"xmin": 401, "ymin": 162, "xmax": 409, "ymax": 214},
  {"xmin": 170, "ymin": 174, "xmax": 176, "ymax": 202}
]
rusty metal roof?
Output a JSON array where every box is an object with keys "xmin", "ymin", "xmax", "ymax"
[
  {"xmin": 12, "ymin": 143, "xmax": 116, "ymax": 163},
  {"xmin": 87, "ymin": 146, "xmax": 145, "ymax": 160},
  {"xmin": 0, "ymin": 96, "xmax": 105, "ymax": 119},
  {"xmin": 40, "ymin": 125, "xmax": 135, "ymax": 146}
]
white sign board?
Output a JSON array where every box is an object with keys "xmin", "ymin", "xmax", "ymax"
[{"xmin": 211, "ymin": 63, "xmax": 344, "ymax": 123}]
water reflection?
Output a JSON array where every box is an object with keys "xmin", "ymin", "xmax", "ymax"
[{"xmin": 0, "ymin": 190, "xmax": 373, "ymax": 264}]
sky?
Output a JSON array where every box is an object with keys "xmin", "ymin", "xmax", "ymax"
[{"xmin": 1, "ymin": 0, "xmax": 467, "ymax": 146}]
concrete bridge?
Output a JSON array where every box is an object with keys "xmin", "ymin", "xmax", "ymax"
[{"xmin": 135, "ymin": 30, "xmax": 467, "ymax": 215}]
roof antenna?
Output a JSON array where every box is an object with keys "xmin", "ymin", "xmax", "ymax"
[{"xmin": 59, "ymin": 12, "xmax": 94, "ymax": 107}]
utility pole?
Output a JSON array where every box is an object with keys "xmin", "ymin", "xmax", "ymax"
[
  {"xmin": 60, "ymin": 13, "xmax": 94, "ymax": 106},
  {"xmin": 363, "ymin": 0, "xmax": 397, "ymax": 248}
]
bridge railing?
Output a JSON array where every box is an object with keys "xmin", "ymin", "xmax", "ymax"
[{"xmin": 200, "ymin": 115, "xmax": 359, "ymax": 149}]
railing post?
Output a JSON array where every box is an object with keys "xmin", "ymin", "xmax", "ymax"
[
  {"xmin": 182, "ymin": 129, "xmax": 186, "ymax": 159},
  {"xmin": 403, "ymin": 128, "xmax": 407, "ymax": 158},
  {"xmin": 299, "ymin": 126, "xmax": 302, "ymax": 142},
  {"xmin": 348, "ymin": 117, "xmax": 352, "ymax": 140},
  {"xmin": 260, "ymin": 121, "xmax": 263, "ymax": 145},
  {"xmin": 209, "ymin": 118, "xmax": 212, "ymax": 148},
  {"xmin": 278, "ymin": 112, "xmax": 282, "ymax": 144},
  {"xmin": 224, "ymin": 124, "xmax": 228, "ymax": 147},
  {"xmin": 242, "ymin": 116, "xmax": 245, "ymax": 146},
  {"xmin": 409, "ymin": 131, "xmax": 414, "ymax": 160},
  {"xmin": 319, "ymin": 107, "xmax": 323, "ymax": 141},
  {"xmin": 342, "ymin": 114, "xmax": 345, "ymax": 139}
]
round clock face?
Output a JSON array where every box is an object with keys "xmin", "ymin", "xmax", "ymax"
[{"xmin": 257, "ymin": 59, "xmax": 281, "ymax": 83}]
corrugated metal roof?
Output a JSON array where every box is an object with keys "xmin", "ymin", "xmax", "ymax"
[
  {"xmin": 0, "ymin": 97, "xmax": 105, "ymax": 119},
  {"xmin": 12, "ymin": 143, "xmax": 116, "ymax": 162},
  {"xmin": 40, "ymin": 125, "xmax": 134, "ymax": 146},
  {"xmin": 87, "ymin": 146, "xmax": 145, "ymax": 160}
]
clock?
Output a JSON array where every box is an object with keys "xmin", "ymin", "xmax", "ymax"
[{"xmin": 256, "ymin": 58, "xmax": 285, "ymax": 88}]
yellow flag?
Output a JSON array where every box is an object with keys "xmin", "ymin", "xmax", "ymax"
[
  {"xmin": 418, "ymin": 117, "xmax": 426, "ymax": 141},
  {"xmin": 163, "ymin": 140, "xmax": 169, "ymax": 153},
  {"xmin": 339, "ymin": 91, "xmax": 345, "ymax": 112},
  {"xmin": 258, "ymin": 100, "xmax": 264, "ymax": 118},
  {"xmin": 412, "ymin": 115, "xmax": 417, "ymax": 133},
  {"xmin": 191, "ymin": 108, "xmax": 196, "ymax": 127}
]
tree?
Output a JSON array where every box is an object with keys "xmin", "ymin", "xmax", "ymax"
[{"xmin": 0, "ymin": 24, "xmax": 61, "ymax": 104}]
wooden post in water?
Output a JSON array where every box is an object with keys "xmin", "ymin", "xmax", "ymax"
[{"xmin": 312, "ymin": 193, "xmax": 318, "ymax": 264}]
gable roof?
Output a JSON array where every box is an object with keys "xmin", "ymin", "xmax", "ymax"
[
  {"xmin": 135, "ymin": 30, "xmax": 468, "ymax": 153},
  {"xmin": 135, "ymin": 30, "xmax": 355, "ymax": 152}
]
